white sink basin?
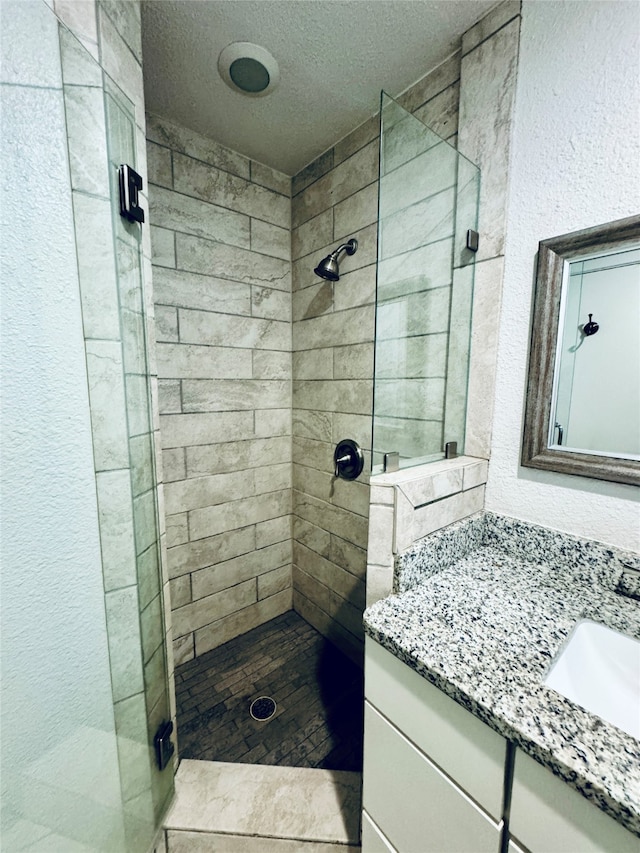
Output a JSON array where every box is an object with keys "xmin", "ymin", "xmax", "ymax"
[{"xmin": 544, "ymin": 620, "xmax": 640, "ymax": 739}]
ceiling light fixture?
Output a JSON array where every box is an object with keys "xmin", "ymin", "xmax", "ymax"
[{"xmin": 218, "ymin": 42, "xmax": 280, "ymax": 97}]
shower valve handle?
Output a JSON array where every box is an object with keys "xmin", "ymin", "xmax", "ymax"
[
  {"xmin": 333, "ymin": 439, "xmax": 364, "ymax": 481},
  {"xmin": 334, "ymin": 454, "xmax": 351, "ymax": 477}
]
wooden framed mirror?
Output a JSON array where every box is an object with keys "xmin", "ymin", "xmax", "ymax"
[{"xmin": 521, "ymin": 214, "xmax": 640, "ymax": 486}]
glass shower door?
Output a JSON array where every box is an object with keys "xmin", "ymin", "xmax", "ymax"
[
  {"xmin": 1, "ymin": 7, "xmax": 173, "ymax": 851},
  {"xmin": 372, "ymin": 92, "xmax": 480, "ymax": 471},
  {"xmin": 102, "ymin": 70, "xmax": 175, "ymax": 850}
]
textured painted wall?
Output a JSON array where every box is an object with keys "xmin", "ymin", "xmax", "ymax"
[
  {"xmin": 146, "ymin": 114, "xmax": 293, "ymax": 665},
  {"xmin": 486, "ymin": 0, "xmax": 640, "ymax": 551}
]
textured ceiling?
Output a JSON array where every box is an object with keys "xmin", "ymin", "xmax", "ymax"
[{"xmin": 141, "ymin": 0, "xmax": 497, "ymax": 176}]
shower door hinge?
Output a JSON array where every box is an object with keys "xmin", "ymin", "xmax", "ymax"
[
  {"xmin": 383, "ymin": 451, "xmax": 400, "ymax": 473},
  {"xmin": 466, "ymin": 229, "xmax": 479, "ymax": 252},
  {"xmin": 153, "ymin": 719, "xmax": 175, "ymax": 771},
  {"xmin": 118, "ymin": 164, "xmax": 145, "ymax": 224}
]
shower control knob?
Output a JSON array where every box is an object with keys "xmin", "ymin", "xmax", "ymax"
[{"xmin": 333, "ymin": 439, "xmax": 364, "ymax": 480}]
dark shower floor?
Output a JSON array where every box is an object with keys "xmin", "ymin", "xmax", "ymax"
[{"xmin": 175, "ymin": 611, "xmax": 364, "ymax": 771}]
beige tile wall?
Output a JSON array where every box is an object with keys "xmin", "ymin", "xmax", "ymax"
[
  {"xmin": 459, "ymin": 1, "xmax": 522, "ymax": 457},
  {"xmin": 147, "ymin": 113, "xmax": 294, "ymax": 665},
  {"xmin": 290, "ymin": 55, "xmax": 462, "ymax": 663}
]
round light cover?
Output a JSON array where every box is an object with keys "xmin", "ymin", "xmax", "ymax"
[{"xmin": 218, "ymin": 42, "xmax": 279, "ymax": 97}]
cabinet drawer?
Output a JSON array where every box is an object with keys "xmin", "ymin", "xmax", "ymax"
[
  {"xmin": 362, "ymin": 811, "xmax": 397, "ymax": 852},
  {"xmin": 363, "ymin": 701, "xmax": 501, "ymax": 853},
  {"xmin": 510, "ymin": 749, "xmax": 639, "ymax": 852},
  {"xmin": 365, "ymin": 637, "xmax": 507, "ymax": 820}
]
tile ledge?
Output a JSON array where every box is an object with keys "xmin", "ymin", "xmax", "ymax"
[{"xmin": 372, "ymin": 455, "xmax": 486, "ymax": 486}]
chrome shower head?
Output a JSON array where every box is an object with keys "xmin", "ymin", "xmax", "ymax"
[{"xmin": 314, "ymin": 238, "xmax": 358, "ymax": 281}]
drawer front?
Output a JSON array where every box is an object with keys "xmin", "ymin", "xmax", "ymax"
[
  {"xmin": 363, "ymin": 701, "xmax": 501, "ymax": 853},
  {"xmin": 510, "ymin": 749, "xmax": 640, "ymax": 853},
  {"xmin": 362, "ymin": 811, "xmax": 397, "ymax": 853},
  {"xmin": 365, "ymin": 637, "xmax": 507, "ymax": 820}
]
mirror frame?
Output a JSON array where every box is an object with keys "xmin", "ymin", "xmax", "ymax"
[{"xmin": 521, "ymin": 214, "xmax": 640, "ymax": 486}]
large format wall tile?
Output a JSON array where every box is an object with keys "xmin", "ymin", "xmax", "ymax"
[
  {"xmin": 98, "ymin": 8, "xmax": 144, "ymax": 117},
  {"xmin": 194, "ymin": 589, "xmax": 292, "ymax": 657},
  {"xmin": 156, "ymin": 343, "xmax": 252, "ymax": 380},
  {"xmin": 179, "ymin": 308, "xmax": 289, "ymax": 350},
  {"xmin": 72, "ymin": 192, "xmax": 120, "ymax": 340},
  {"xmin": 173, "ymin": 152, "xmax": 289, "ymax": 228},
  {"xmin": 147, "ymin": 113, "xmax": 250, "ymax": 179},
  {"xmin": 251, "ymin": 219, "xmax": 291, "ymax": 261},
  {"xmin": 292, "ymin": 305, "xmax": 375, "ymax": 350},
  {"xmin": 459, "ymin": 16, "xmax": 520, "ymax": 263},
  {"xmin": 459, "ymin": 4, "xmax": 521, "ymax": 456},
  {"xmin": 188, "ymin": 490, "xmax": 291, "ymax": 543},
  {"xmin": 152, "ymin": 268, "xmax": 250, "ymax": 315},
  {"xmin": 85, "ymin": 339, "xmax": 130, "ymax": 470},
  {"xmin": 292, "ymin": 141, "xmax": 378, "ymax": 229},
  {"xmin": 96, "ymin": 469, "xmax": 137, "ymax": 591},
  {"xmin": 148, "ymin": 118, "xmax": 293, "ymax": 656},
  {"xmin": 149, "ymin": 185, "xmax": 250, "ymax": 249},
  {"xmin": 190, "ymin": 541, "xmax": 291, "ymax": 601},
  {"xmin": 64, "ymin": 84, "xmax": 110, "ymax": 197},
  {"xmin": 176, "ymin": 233, "xmax": 291, "ymax": 290}
]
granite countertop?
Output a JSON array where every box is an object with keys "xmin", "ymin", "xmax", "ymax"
[{"xmin": 363, "ymin": 512, "xmax": 640, "ymax": 837}]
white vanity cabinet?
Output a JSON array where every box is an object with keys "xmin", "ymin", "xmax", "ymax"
[
  {"xmin": 362, "ymin": 638, "xmax": 640, "ymax": 853},
  {"xmin": 509, "ymin": 749, "xmax": 640, "ymax": 853},
  {"xmin": 362, "ymin": 638, "xmax": 507, "ymax": 852}
]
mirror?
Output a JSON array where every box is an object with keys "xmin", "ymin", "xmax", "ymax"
[{"xmin": 522, "ymin": 215, "xmax": 640, "ymax": 486}]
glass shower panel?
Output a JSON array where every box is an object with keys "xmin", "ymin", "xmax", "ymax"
[
  {"xmin": 372, "ymin": 92, "xmax": 479, "ymax": 471},
  {"xmin": 103, "ymin": 78, "xmax": 175, "ymax": 841}
]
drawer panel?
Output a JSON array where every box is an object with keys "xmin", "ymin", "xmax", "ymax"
[
  {"xmin": 363, "ymin": 701, "xmax": 501, "ymax": 853},
  {"xmin": 510, "ymin": 749, "xmax": 639, "ymax": 853},
  {"xmin": 365, "ymin": 637, "xmax": 507, "ymax": 820}
]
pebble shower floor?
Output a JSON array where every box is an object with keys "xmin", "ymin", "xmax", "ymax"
[{"xmin": 175, "ymin": 611, "xmax": 364, "ymax": 771}]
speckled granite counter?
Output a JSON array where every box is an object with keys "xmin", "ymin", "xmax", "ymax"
[{"xmin": 363, "ymin": 512, "xmax": 640, "ymax": 837}]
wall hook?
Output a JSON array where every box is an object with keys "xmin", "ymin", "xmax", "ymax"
[{"xmin": 583, "ymin": 314, "xmax": 599, "ymax": 336}]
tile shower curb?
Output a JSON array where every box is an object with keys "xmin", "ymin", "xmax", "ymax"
[{"xmin": 164, "ymin": 760, "xmax": 361, "ymax": 846}]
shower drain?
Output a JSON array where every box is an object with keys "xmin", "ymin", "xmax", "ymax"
[{"xmin": 250, "ymin": 696, "xmax": 277, "ymax": 721}]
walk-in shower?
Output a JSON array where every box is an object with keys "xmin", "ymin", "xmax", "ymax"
[{"xmin": 164, "ymin": 89, "xmax": 480, "ymax": 771}]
